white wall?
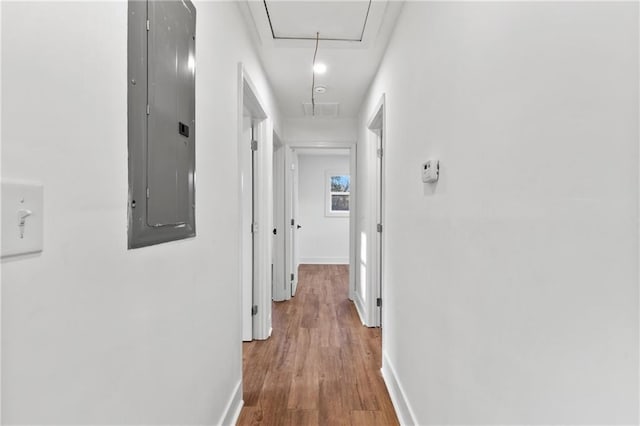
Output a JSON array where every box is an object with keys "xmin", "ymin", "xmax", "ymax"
[
  {"xmin": 283, "ymin": 117, "xmax": 357, "ymax": 143},
  {"xmin": 1, "ymin": 1, "xmax": 279, "ymax": 424},
  {"xmin": 359, "ymin": 2, "xmax": 639, "ymax": 424},
  {"xmin": 298, "ymin": 154, "xmax": 350, "ymax": 264}
]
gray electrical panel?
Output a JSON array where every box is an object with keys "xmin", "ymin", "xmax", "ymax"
[{"xmin": 128, "ymin": 0, "xmax": 196, "ymax": 249}]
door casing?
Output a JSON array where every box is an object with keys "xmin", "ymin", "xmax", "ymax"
[
  {"xmin": 359, "ymin": 94, "xmax": 385, "ymax": 328},
  {"xmin": 272, "ymin": 134, "xmax": 287, "ymax": 302},
  {"xmin": 282, "ymin": 142, "xmax": 357, "ymax": 302},
  {"xmin": 238, "ymin": 64, "xmax": 273, "ymax": 341}
]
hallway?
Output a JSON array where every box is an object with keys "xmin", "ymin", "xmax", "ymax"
[
  {"xmin": 237, "ymin": 265, "xmax": 398, "ymax": 425},
  {"xmin": 1, "ymin": 1, "xmax": 638, "ymax": 424}
]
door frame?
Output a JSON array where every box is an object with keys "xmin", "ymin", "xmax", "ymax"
[
  {"xmin": 365, "ymin": 94, "xmax": 385, "ymax": 327},
  {"xmin": 284, "ymin": 147, "xmax": 299, "ymax": 299},
  {"xmin": 272, "ymin": 133, "xmax": 287, "ymax": 302},
  {"xmin": 281, "ymin": 141, "xmax": 357, "ymax": 301},
  {"xmin": 237, "ymin": 64, "xmax": 273, "ymax": 341},
  {"xmin": 239, "ymin": 112, "xmax": 253, "ymax": 341}
]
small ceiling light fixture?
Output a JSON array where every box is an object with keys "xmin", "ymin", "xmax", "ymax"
[
  {"xmin": 314, "ymin": 85, "xmax": 327, "ymax": 94},
  {"xmin": 313, "ymin": 63, "xmax": 327, "ymax": 74}
]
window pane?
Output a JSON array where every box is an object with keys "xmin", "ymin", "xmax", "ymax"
[
  {"xmin": 330, "ymin": 175, "xmax": 350, "ymax": 192},
  {"xmin": 331, "ymin": 194, "xmax": 349, "ymax": 211}
]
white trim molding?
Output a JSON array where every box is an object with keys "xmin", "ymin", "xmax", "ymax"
[
  {"xmin": 237, "ymin": 63, "xmax": 273, "ymax": 341},
  {"xmin": 381, "ymin": 352, "xmax": 418, "ymax": 426},
  {"xmin": 218, "ymin": 379, "xmax": 243, "ymax": 426},
  {"xmin": 353, "ymin": 291, "xmax": 367, "ymax": 326},
  {"xmin": 284, "ymin": 141, "xmax": 358, "ymax": 303},
  {"xmin": 299, "ymin": 257, "xmax": 349, "ymax": 265}
]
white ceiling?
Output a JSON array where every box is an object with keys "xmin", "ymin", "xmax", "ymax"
[{"xmin": 240, "ymin": 1, "xmax": 404, "ymax": 119}]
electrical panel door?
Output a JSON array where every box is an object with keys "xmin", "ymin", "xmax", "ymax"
[
  {"xmin": 128, "ymin": 0, "xmax": 196, "ymax": 248},
  {"xmin": 147, "ymin": 0, "xmax": 195, "ymax": 227}
]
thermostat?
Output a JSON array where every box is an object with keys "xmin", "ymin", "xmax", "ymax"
[{"xmin": 422, "ymin": 160, "xmax": 439, "ymax": 183}]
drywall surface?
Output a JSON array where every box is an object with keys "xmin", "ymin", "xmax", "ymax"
[
  {"xmin": 283, "ymin": 117, "xmax": 357, "ymax": 144},
  {"xmin": 1, "ymin": 1, "xmax": 279, "ymax": 423},
  {"xmin": 359, "ymin": 2, "xmax": 639, "ymax": 424},
  {"xmin": 298, "ymin": 154, "xmax": 350, "ymax": 264}
]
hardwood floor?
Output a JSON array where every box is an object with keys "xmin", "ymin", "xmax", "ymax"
[{"xmin": 237, "ymin": 264, "xmax": 399, "ymax": 426}]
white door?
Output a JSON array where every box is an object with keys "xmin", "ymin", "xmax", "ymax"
[
  {"xmin": 363, "ymin": 97, "xmax": 385, "ymax": 327},
  {"xmin": 272, "ymin": 140, "xmax": 286, "ymax": 302},
  {"xmin": 291, "ymin": 151, "xmax": 300, "ymax": 296},
  {"xmin": 285, "ymin": 148, "xmax": 301, "ymax": 297},
  {"xmin": 241, "ymin": 115, "xmax": 253, "ymax": 341},
  {"xmin": 251, "ymin": 123, "xmax": 259, "ymax": 334},
  {"xmin": 374, "ymin": 130, "xmax": 383, "ymax": 327}
]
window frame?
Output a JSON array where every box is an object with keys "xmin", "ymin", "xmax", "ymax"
[{"xmin": 325, "ymin": 170, "xmax": 350, "ymax": 217}]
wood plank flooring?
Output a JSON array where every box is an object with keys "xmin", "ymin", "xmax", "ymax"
[{"xmin": 237, "ymin": 264, "xmax": 399, "ymax": 426}]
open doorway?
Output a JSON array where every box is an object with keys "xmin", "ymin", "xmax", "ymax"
[
  {"xmin": 367, "ymin": 96, "xmax": 385, "ymax": 328},
  {"xmin": 238, "ymin": 65, "xmax": 272, "ymax": 342},
  {"xmin": 296, "ymin": 148, "xmax": 351, "ymax": 266},
  {"xmin": 239, "ymin": 112, "xmax": 255, "ymax": 341},
  {"xmin": 281, "ymin": 143, "xmax": 357, "ymax": 303},
  {"xmin": 353, "ymin": 95, "xmax": 385, "ymax": 328}
]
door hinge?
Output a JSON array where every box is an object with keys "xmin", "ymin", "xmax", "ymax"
[
  {"xmin": 377, "ymin": 148, "xmax": 383, "ymax": 158},
  {"xmin": 251, "ymin": 305, "xmax": 258, "ymax": 316},
  {"xmin": 146, "ymin": 19, "xmax": 150, "ymax": 31},
  {"xmin": 251, "ymin": 140, "xmax": 258, "ymax": 151},
  {"xmin": 146, "ymin": 187, "xmax": 150, "ymax": 199},
  {"xmin": 146, "ymin": 104, "xmax": 150, "ymax": 115},
  {"xmin": 377, "ymin": 223, "xmax": 383, "ymax": 233},
  {"xmin": 376, "ymin": 297, "xmax": 382, "ymax": 307},
  {"xmin": 291, "ymin": 218, "xmax": 295, "ymax": 226},
  {"xmin": 251, "ymin": 222, "xmax": 258, "ymax": 234},
  {"xmin": 290, "ymin": 273, "xmax": 294, "ymax": 281}
]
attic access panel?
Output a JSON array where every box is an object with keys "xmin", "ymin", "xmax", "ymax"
[
  {"xmin": 128, "ymin": 0, "xmax": 196, "ymax": 249},
  {"xmin": 264, "ymin": 0, "xmax": 372, "ymax": 41}
]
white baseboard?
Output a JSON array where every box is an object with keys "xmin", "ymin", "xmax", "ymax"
[
  {"xmin": 299, "ymin": 257, "xmax": 349, "ymax": 265},
  {"xmin": 218, "ymin": 379, "xmax": 243, "ymax": 426},
  {"xmin": 381, "ymin": 352, "xmax": 418, "ymax": 426},
  {"xmin": 353, "ymin": 291, "xmax": 367, "ymax": 326}
]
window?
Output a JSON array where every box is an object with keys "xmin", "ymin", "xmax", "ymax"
[{"xmin": 326, "ymin": 171, "xmax": 350, "ymax": 217}]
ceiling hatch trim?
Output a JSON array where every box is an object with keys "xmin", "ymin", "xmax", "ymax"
[{"xmin": 262, "ymin": 0, "xmax": 373, "ymax": 42}]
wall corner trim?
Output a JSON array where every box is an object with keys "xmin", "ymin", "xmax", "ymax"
[
  {"xmin": 218, "ymin": 379, "xmax": 244, "ymax": 426},
  {"xmin": 381, "ymin": 352, "xmax": 418, "ymax": 426}
]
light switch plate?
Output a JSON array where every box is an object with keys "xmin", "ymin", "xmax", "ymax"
[
  {"xmin": 2, "ymin": 181, "xmax": 44, "ymax": 258},
  {"xmin": 422, "ymin": 160, "xmax": 439, "ymax": 183}
]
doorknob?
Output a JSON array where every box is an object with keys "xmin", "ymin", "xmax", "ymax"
[{"xmin": 297, "ymin": 224, "xmax": 302, "ymax": 229}]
